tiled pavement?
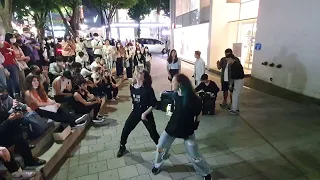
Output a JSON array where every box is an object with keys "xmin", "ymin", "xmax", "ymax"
[{"xmin": 53, "ymin": 56, "xmax": 320, "ymax": 180}]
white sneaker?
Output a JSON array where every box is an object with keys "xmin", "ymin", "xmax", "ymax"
[
  {"xmin": 92, "ymin": 117, "xmax": 105, "ymax": 123},
  {"xmin": 111, "ymin": 98, "xmax": 116, "ymax": 101},
  {"xmin": 72, "ymin": 120, "xmax": 87, "ymax": 129},
  {"xmin": 12, "ymin": 171, "xmax": 35, "ymax": 180},
  {"xmin": 75, "ymin": 114, "xmax": 88, "ymax": 124},
  {"xmin": 115, "ymin": 96, "xmax": 120, "ymax": 99}
]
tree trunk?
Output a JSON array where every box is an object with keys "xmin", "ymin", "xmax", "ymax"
[
  {"xmin": 106, "ymin": 18, "xmax": 111, "ymax": 39},
  {"xmin": 0, "ymin": 10, "xmax": 13, "ymax": 32},
  {"xmin": 34, "ymin": 16, "xmax": 45, "ymax": 40},
  {"xmin": 56, "ymin": 7, "xmax": 76, "ymax": 37},
  {"xmin": 137, "ymin": 20, "xmax": 141, "ymax": 38}
]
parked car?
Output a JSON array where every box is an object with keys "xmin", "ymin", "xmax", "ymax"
[{"xmin": 136, "ymin": 38, "xmax": 166, "ymax": 54}]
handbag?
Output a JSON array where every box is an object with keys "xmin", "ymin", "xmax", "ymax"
[{"xmin": 16, "ymin": 60, "xmax": 29, "ymax": 70}]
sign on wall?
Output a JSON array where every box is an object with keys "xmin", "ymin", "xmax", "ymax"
[
  {"xmin": 255, "ymin": 43, "xmax": 262, "ymax": 50},
  {"xmin": 233, "ymin": 43, "xmax": 242, "ymax": 57}
]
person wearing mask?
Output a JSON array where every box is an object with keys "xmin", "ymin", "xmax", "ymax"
[
  {"xmin": 125, "ymin": 45, "xmax": 134, "ymax": 79},
  {"xmin": 21, "ymin": 28, "xmax": 37, "ymax": 64},
  {"xmin": 0, "ymin": 87, "xmax": 47, "ymax": 169},
  {"xmin": 49, "ymin": 57, "xmax": 65, "ymax": 83},
  {"xmin": 73, "ymin": 79, "xmax": 105, "ymax": 123},
  {"xmin": 216, "ymin": 49, "xmax": 240, "ymax": 108},
  {"xmin": 29, "ymin": 65, "xmax": 50, "ymax": 93},
  {"xmin": 151, "ymin": 74, "xmax": 212, "ymax": 180},
  {"xmin": 62, "ymin": 34, "xmax": 76, "ymax": 63},
  {"xmin": 144, "ymin": 46, "xmax": 152, "ymax": 73},
  {"xmin": 133, "ymin": 48, "xmax": 146, "ymax": 74},
  {"xmin": 227, "ymin": 56, "xmax": 244, "ymax": 114},
  {"xmin": 70, "ymin": 62, "xmax": 94, "ymax": 90},
  {"xmin": 91, "ymin": 33, "xmax": 103, "ymax": 59},
  {"xmin": 0, "ymin": 33, "xmax": 20, "ymax": 97},
  {"xmin": 116, "ymin": 70, "xmax": 160, "ymax": 157},
  {"xmin": 84, "ymin": 36, "xmax": 94, "ymax": 63},
  {"xmin": 102, "ymin": 40, "xmax": 114, "ymax": 70},
  {"xmin": 103, "ymin": 69, "xmax": 119, "ymax": 101},
  {"xmin": 90, "ymin": 57, "xmax": 104, "ymax": 72},
  {"xmin": 24, "ymin": 75, "xmax": 87, "ymax": 128},
  {"xmin": 12, "ymin": 36, "xmax": 30, "ymax": 93},
  {"xmin": 115, "ymin": 42, "xmax": 125, "ymax": 77},
  {"xmin": 194, "ymin": 51, "xmax": 206, "ymax": 86},
  {"xmin": 167, "ymin": 49, "xmax": 181, "ymax": 89},
  {"xmin": 40, "ymin": 39, "xmax": 51, "ymax": 69},
  {"xmin": 195, "ymin": 74, "xmax": 219, "ymax": 96},
  {"xmin": 75, "ymin": 37, "xmax": 87, "ymax": 56},
  {"xmin": 15, "ymin": 34, "xmax": 34, "ymax": 66},
  {"xmin": 29, "ymin": 39, "xmax": 41, "ymax": 68},
  {"xmin": 46, "ymin": 37, "xmax": 56, "ymax": 63},
  {"xmin": 52, "ymin": 71, "xmax": 74, "ymax": 103},
  {"xmin": 75, "ymin": 51, "xmax": 89, "ymax": 69}
]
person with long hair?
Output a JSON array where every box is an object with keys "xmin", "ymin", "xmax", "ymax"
[
  {"xmin": 0, "ymin": 33, "xmax": 20, "ymax": 97},
  {"xmin": 144, "ymin": 46, "xmax": 152, "ymax": 73},
  {"xmin": 152, "ymin": 74, "xmax": 212, "ymax": 180},
  {"xmin": 133, "ymin": 48, "xmax": 146, "ymax": 73},
  {"xmin": 102, "ymin": 40, "xmax": 114, "ymax": 70},
  {"xmin": 62, "ymin": 34, "xmax": 76, "ymax": 63},
  {"xmin": 115, "ymin": 42, "xmax": 125, "ymax": 77},
  {"xmin": 116, "ymin": 70, "xmax": 160, "ymax": 157},
  {"xmin": 167, "ymin": 49, "xmax": 181, "ymax": 89},
  {"xmin": 24, "ymin": 75, "xmax": 87, "ymax": 128},
  {"xmin": 124, "ymin": 45, "xmax": 134, "ymax": 79}
]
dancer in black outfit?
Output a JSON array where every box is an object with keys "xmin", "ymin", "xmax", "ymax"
[{"xmin": 117, "ymin": 70, "xmax": 160, "ymax": 157}]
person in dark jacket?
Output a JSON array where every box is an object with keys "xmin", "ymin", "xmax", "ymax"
[
  {"xmin": 151, "ymin": 74, "xmax": 212, "ymax": 180},
  {"xmin": 195, "ymin": 74, "xmax": 219, "ymax": 96},
  {"xmin": 228, "ymin": 56, "xmax": 244, "ymax": 114},
  {"xmin": 116, "ymin": 70, "xmax": 159, "ymax": 157}
]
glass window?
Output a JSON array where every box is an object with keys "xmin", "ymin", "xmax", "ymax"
[{"xmin": 240, "ymin": 0, "xmax": 260, "ymax": 19}]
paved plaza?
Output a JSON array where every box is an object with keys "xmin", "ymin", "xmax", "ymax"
[{"xmin": 53, "ymin": 56, "xmax": 320, "ymax": 180}]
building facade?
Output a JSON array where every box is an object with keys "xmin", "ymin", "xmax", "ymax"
[{"xmin": 170, "ymin": 0, "xmax": 320, "ymax": 99}]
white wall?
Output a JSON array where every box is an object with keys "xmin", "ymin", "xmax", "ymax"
[
  {"xmin": 208, "ymin": 0, "xmax": 240, "ymax": 70},
  {"xmin": 252, "ymin": 0, "xmax": 320, "ymax": 99}
]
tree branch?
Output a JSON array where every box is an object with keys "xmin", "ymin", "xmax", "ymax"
[{"xmin": 63, "ymin": 6, "xmax": 72, "ymax": 18}]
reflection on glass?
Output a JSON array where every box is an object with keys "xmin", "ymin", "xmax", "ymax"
[{"xmin": 240, "ymin": 0, "xmax": 260, "ymax": 19}]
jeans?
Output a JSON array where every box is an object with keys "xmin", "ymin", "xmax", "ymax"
[
  {"xmin": 4, "ymin": 64, "xmax": 20, "ymax": 97},
  {"xmin": 154, "ymin": 131, "xmax": 211, "ymax": 176},
  {"xmin": 120, "ymin": 110, "xmax": 159, "ymax": 146},
  {"xmin": 0, "ymin": 68, "xmax": 6, "ymax": 87},
  {"xmin": 231, "ymin": 79, "xmax": 244, "ymax": 111},
  {"xmin": 116, "ymin": 58, "xmax": 123, "ymax": 76},
  {"xmin": 35, "ymin": 108, "xmax": 76, "ymax": 127}
]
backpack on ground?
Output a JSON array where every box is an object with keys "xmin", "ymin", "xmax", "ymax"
[{"xmin": 22, "ymin": 111, "xmax": 49, "ymax": 140}]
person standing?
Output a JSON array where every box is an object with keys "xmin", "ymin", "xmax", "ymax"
[
  {"xmin": 102, "ymin": 40, "xmax": 114, "ymax": 70},
  {"xmin": 91, "ymin": 33, "xmax": 103, "ymax": 59},
  {"xmin": 228, "ymin": 57, "xmax": 244, "ymax": 114},
  {"xmin": 116, "ymin": 70, "xmax": 160, "ymax": 157},
  {"xmin": 115, "ymin": 42, "xmax": 125, "ymax": 77},
  {"xmin": 151, "ymin": 74, "xmax": 212, "ymax": 180},
  {"xmin": 144, "ymin": 46, "xmax": 152, "ymax": 73},
  {"xmin": 167, "ymin": 49, "xmax": 181, "ymax": 87},
  {"xmin": 61, "ymin": 35, "xmax": 76, "ymax": 63},
  {"xmin": 194, "ymin": 51, "xmax": 206, "ymax": 86},
  {"xmin": 217, "ymin": 48, "xmax": 240, "ymax": 108},
  {"xmin": 125, "ymin": 45, "xmax": 134, "ymax": 79}
]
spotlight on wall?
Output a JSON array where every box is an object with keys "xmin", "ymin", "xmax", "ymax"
[
  {"xmin": 269, "ymin": 63, "xmax": 275, "ymax": 67},
  {"xmin": 276, "ymin": 64, "xmax": 282, "ymax": 68},
  {"xmin": 262, "ymin": 61, "xmax": 268, "ymax": 66}
]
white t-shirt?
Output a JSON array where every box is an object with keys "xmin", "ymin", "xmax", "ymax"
[
  {"xmin": 75, "ymin": 55, "xmax": 89, "ymax": 67},
  {"xmin": 91, "ymin": 39, "xmax": 103, "ymax": 55},
  {"xmin": 224, "ymin": 64, "xmax": 229, "ymax": 82},
  {"xmin": 0, "ymin": 52, "xmax": 4, "ymax": 65},
  {"xmin": 52, "ymin": 77, "xmax": 71, "ymax": 96}
]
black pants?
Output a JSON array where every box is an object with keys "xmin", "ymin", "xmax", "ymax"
[
  {"xmin": 74, "ymin": 103, "xmax": 100, "ymax": 118},
  {"xmin": 126, "ymin": 59, "xmax": 133, "ymax": 78},
  {"xmin": 116, "ymin": 58, "xmax": 123, "ymax": 76},
  {"xmin": 48, "ymin": 73, "xmax": 59, "ymax": 85},
  {"xmin": 120, "ymin": 110, "xmax": 159, "ymax": 146},
  {"xmin": 35, "ymin": 108, "xmax": 76, "ymax": 126},
  {"xmin": 0, "ymin": 119, "xmax": 35, "ymax": 172},
  {"xmin": 106, "ymin": 87, "xmax": 118, "ymax": 100},
  {"xmin": 54, "ymin": 94, "xmax": 74, "ymax": 103}
]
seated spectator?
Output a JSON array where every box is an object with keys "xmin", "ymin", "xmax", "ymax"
[
  {"xmin": 195, "ymin": 74, "xmax": 220, "ymax": 96},
  {"xmin": 71, "ymin": 62, "xmax": 95, "ymax": 90},
  {"xmin": 103, "ymin": 69, "xmax": 119, "ymax": 101},
  {"xmin": 90, "ymin": 57, "xmax": 104, "ymax": 72},
  {"xmin": 49, "ymin": 57, "xmax": 65, "ymax": 83},
  {"xmin": 0, "ymin": 146, "xmax": 35, "ymax": 179},
  {"xmin": 52, "ymin": 71, "xmax": 73, "ymax": 103},
  {"xmin": 73, "ymin": 79, "xmax": 105, "ymax": 123},
  {"xmin": 24, "ymin": 75, "xmax": 87, "ymax": 128},
  {"xmin": 75, "ymin": 51, "xmax": 89, "ymax": 69},
  {"xmin": 29, "ymin": 65, "xmax": 50, "ymax": 92},
  {"xmin": 0, "ymin": 86, "xmax": 46, "ymax": 169}
]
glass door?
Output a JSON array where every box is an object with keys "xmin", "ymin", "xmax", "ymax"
[{"xmin": 238, "ymin": 22, "xmax": 257, "ymax": 74}]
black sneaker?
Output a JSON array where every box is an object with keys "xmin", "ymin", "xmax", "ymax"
[
  {"xmin": 117, "ymin": 145, "xmax": 126, "ymax": 158},
  {"xmin": 151, "ymin": 166, "xmax": 161, "ymax": 175},
  {"xmin": 203, "ymin": 174, "xmax": 212, "ymax": 180}
]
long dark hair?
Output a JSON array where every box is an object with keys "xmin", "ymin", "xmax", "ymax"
[
  {"xmin": 167, "ymin": 49, "xmax": 178, "ymax": 64},
  {"xmin": 135, "ymin": 48, "xmax": 144, "ymax": 63},
  {"xmin": 144, "ymin": 46, "xmax": 152, "ymax": 57},
  {"xmin": 25, "ymin": 74, "xmax": 48, "ymax": 101},
  {"xmin": 142, "ymin": 70, "xmax": 152, "ymax": 88},
  {"xmin": 174, "ymin": 73, "xmax": 196, "ymax": 106}
]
